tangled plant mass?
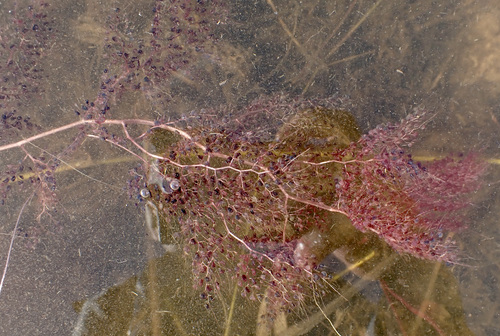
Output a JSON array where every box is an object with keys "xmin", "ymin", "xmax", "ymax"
[
  {"xmin": 132, "ymin": 95, "xmax": 487, "ymax": 311},
  {"xmin": 0, "ymin": 0, "xmax": 488, "ymax": 318},
  {"xmin": 1, "ymin": 92, "xmax": 487, "ymax": 313}
]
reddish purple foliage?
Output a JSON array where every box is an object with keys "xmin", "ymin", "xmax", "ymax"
[
  {"xmin": 98, "ymin": 0, "xmax": 227, "ymax": 112},
  {"xmin": 0, "ymin": 1, "xmax": 53, "ymax": 109},
  {"xmin": 335, "ymin": 111, "xmax": 487, "ymax": 261},
  {"xmin": 0, "ymin": 0, "xmax": 487, "ymax": 316},
  {"xmin": 0, "ymin": 2, "xmax": 56, "ymax": 210},
  {"xmin": 146, "ymin": 98, "xmax": 487, "ymax": 312}
]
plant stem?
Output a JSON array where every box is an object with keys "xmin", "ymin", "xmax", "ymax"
[{"xmin": 0, "ymin": 191, "xmax": 35, "ymax": 298}]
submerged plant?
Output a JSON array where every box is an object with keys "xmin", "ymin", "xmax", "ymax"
[
  {"xmin": 139, "ymin": 94, "xmax": 486, "ymax": 316},
  {"xmin": 0, "ymin": 1, "xmax": 489, "ymax": 335}
]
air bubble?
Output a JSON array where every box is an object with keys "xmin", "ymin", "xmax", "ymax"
[
  {"xmin": 161, "ymin": 177, "xmax": 181, "ymax": 194},
  {"xmin": 140, "ymin": 188, "xmax": 151, "ymax": 198},
  {"xmin": 169, "ymin": 178, "xmax": 180, "ymax": 191}
]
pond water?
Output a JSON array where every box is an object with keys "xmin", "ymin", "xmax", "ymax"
[{"xmin": 0, "ymin": 0, "xmax": 498, "ymax": 335}]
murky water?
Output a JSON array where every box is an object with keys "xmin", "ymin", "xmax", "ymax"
[{"xmin": 0, "ymin": 0, "xmax": 498, "ymax": 335}]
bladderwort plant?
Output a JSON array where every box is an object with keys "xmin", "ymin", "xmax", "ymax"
[
  {"xmin": 0, "ymin": 93, "xmax": 487, "ymax": 312},
  {"xmin": 0, "ymin": 1, "xmax": 490, "ymax": 334}
]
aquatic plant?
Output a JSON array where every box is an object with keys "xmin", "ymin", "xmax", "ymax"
[
  {"xmin": 0, "ymin": 1, "xmax": 488, "ymax": 335},
  {"xmin": 139, "ymin": 96, "xmax": 486, "ymax": 315}
]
